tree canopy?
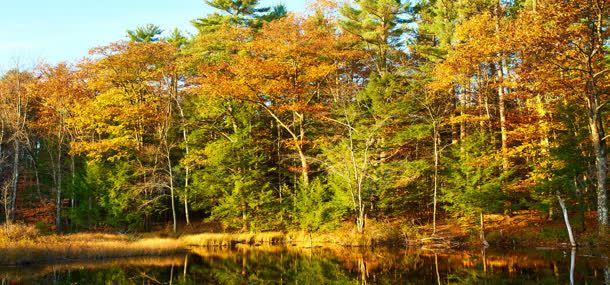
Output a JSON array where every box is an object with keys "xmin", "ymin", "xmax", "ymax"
[{"xmin": 0, "ymin": 0, "xmax": 608, "ymax": 240}]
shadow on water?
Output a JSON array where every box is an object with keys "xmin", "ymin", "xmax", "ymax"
[{"xmin": 1, "ymin": 246, "xmax": 609, "ymax": 284}]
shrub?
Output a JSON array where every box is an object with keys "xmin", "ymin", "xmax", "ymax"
[
  {"xmin": 34, "ymin": 222, "xmax": 52, "ymax": 234},
  {"xmin": 538, "ymin": 227, "xmax": 567, "ymax": 239},
  {"xmin": 0, "ymin": 224, "xmax": 40, "ymax": 242}
]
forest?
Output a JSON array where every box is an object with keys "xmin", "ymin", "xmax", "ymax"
[{"xmin": 0, "ymin": 0, "xmax": 608, "ymax": 247}]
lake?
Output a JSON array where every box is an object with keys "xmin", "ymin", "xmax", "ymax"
[{"xmin": 1, "ymin": 246, "xmax": 608, "ymax": 284}]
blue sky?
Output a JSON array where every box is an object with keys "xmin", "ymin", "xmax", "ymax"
[{"xmin": 0, "ymin": 0, "xmax": 308, "ymax": 71}]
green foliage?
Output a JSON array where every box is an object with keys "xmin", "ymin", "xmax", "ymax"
[
  {"xmin": 532, "ymin": 101, "xmax": 591, "ymax": 210},
  {"xmin": 34, "ymin": 222, "xmax": 52, "ymax": 234},
  {"xmin": 442, "ymin": 132, "xmax": 506, "ymax": 218},
  {"xmin": 192, "ymin": 0, "xmax": 285, "ymax": 32},
  {"xmin": 126, "ymin": 24, "xmax": 163, "ymax": 42},
  {"xmin": 82, "ymin": 161, "xmax": 151, "ymax": 230},
  {"xmin": 376, "ymin": 159, "xmax": 431, "ymax": 215},
  {"xmin": 340, "ymin": 0, "xmax": 412, "ymax": 74},
  {"xmin": 340, "ymin": 0, "xmax": 411, "ymax": 48},
  {"xmin": 538, "ymin": 227, "xmax": 568, "ymax": 239},
  {"xmin": 65, "ymin": 158, "xmax": 97, "ymax": 231},
  {"xmin": 3, "ymin": 0, "xmax": 607, "ymax": 239},
  {"xmin": 295, "ymin": 179, "xmax": 348, "ymax": 233},
  {"xmin": 164, "ymin": 28, "xmax": 188, "ymax": 48},
  {"xmin": 322, "ymin": 126, "xmax": 380, "ymax": 229},
  {"xmin": 187, "ymin": 99, "xmax": 276, "ymax": 231}
]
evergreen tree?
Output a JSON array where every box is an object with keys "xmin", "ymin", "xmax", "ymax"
[{"xmin": 126, "ymin": 24, "xmax": 163, "ymax": 42}]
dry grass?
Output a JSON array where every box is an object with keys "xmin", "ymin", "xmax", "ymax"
[
  {"xmin": 181, "ymin": 232, "xmax": 285, "ymax": 247},
  {"xmin": 0, "ymin": 219, "xmax": 404, "ymax": 266},
  {"xmin": 0, "ymin": 223, "xmax": 41, "ymax": 243},
  {"xmin": 181, "ymin": 220, "xmax": 402, "ymax": 248},
  {"xmin": 287, "ymin": 220, "xmax": 403, "ymax": 247},
  {"xmin": 0, "ymin": 224, "xmax": 187, "ymax": 265}
]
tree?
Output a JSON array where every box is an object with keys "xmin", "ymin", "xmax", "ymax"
[
  {"xmin": 197, "ymin": 14, "xmax": 347, "ymax": 187},
  {"xmin": 187, "ymin": 118, "xmax": 276, "ymax": 231},
  {"xmin": 443, "ymin": 132, "xmax": 506, "ymax": 246},
  {"xmin": 513, "ymin": 0, "xmax": 609, "ymax": 232},
  {"xmin": 323, "ymin": 116, "xmax": 386, "ymax": 233},
  {"xmin": 192, "ymin": 0, "xmax": 286, "ymax": 32},
  {"xmin": 127, "ymin": 24, "xmax": 163, "ymax": 43},
  {"xmin": 0, "ymin": 69, "xmax": 34, "ymax": 223},
  {"xmin": 29, "ymin": 63, "xmax": 90, "ymax": 233},
  {"xmin": 340, "ymin": 0, "xmax": 411, "ymax": 75},
  {"xmin": 295, "ymin": 178, "xmax": 347, "ymax": 238},
  {"xmin": 72, "ymin": 41, "xmax": 180, "ymax": 231}
]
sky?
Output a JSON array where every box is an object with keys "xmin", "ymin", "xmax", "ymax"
[{"xmin": 0, "ymin": 0, "xmax": 308, "ymax": 72}]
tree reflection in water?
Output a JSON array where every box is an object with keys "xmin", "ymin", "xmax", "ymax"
[{"xmin": 0, "ymin": 247, "xmax": 608, "ymax": 284}]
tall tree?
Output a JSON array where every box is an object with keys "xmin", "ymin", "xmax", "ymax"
[
  {"xmin": 29, "ymin": 63, "xmax": 90, "ymax": 233},
  {"xmin": 513, "ymin": 0, "xmax": 609, "ymax": 232},
  {"xmin": 340, "ymin": 0, "xmax": 411, "ymax": 75},
  {"xmin": 197, "ymin": 15, "xmax": 347, "ymax": 187},
  {"xmin": 192, "ymin": 0, "xmax": 286, "ymax": 32},
  {"xmin": 0, "ymin": 69, "xmax": 34, "ymax": 223},
  {"xmin": 72, "ymin": 41, "xmax": 180, "ymax": 231},
  {"xmin": 127, "ymin": 24, "xmax": 163, "ymax": 43}
]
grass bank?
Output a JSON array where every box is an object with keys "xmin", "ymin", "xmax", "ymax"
[
  {"xmin": 1, "ymin": 210, "xmax": 606, "ymax": 266},
  {"xmin": 181, "ymin": 221, "xmax": 404, "ymax": 248},
  {"xmin": 0, "ymin": 224, "xmax": 187, "ymax": 265},
  {"xmin": 181, "ymin": 211, "xmax": 610, "ymax": 250}
]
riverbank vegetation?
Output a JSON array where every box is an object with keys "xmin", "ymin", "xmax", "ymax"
[
  {"xmin": 0, "ymin": 224, "xmax": 185, "ymax": 265},
  {"xmin": 0, "ymin": 0, "xmax": 608, "ymax": 249},
  {"xmin": 0, "ymin": 208, "xmax": 606, "ymax": 266}
]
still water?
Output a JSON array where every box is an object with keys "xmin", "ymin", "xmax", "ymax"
[{"xmin": 0, "ymin": 246, "xmax": 608, "ymax": 284}]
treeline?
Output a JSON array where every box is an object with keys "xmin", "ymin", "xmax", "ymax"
[{"xmin": 0, "ymin": 0, "xmax": 608, "ymax": 236}]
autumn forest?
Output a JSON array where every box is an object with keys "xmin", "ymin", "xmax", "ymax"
[{"xmin": 0, "ymin": 0, "xmax": 608, "ymax": 248}]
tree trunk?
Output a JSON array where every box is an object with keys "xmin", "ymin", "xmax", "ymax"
[
  {"xmin": 432, "ymin": 122, "xmax": 439, "ymax": 235},
  {"xmin": 3, "ymin": 179, "xmax": 10, "ymax": 224},
  {"xmin": 589, "ymin": 111, "xmax": 608, "ymax": 233},
  {"xmin": 34, "ymin": 164, "xmax": 42, "ymax": 200},
  {"xmin": 56, "ymin": 139, "xmax": 63, "ymax": 234},
  {"xmin": 484, "ymin": 95, "xmax": 495, "ymax": 146},
  {"xmin": 480, "ymin": 211, "xmax": 489, "ymax": 248},
  {"xmin": 605, "ymin": 261, "xmax": 610, "ymax": 285},
  {"xmin": 175, "ymin": 97, "xmax": 190, "ymax": 226},
  {"xmin": 261, "ymin": 105, "xmax": 309, "ymax": 188},
  {"xmin": 183, "ymin": 254, "xmax": 189, "ymax": 281},
  {"xmin": 459, "ymin": 89, "xmax": 466, "ymax": 149},
  {"xmin": 497, "ymin": 64, "xmax": 508, "ymax": 171},
  {"xmin": 0, "ymin": 120, "xmax": 4, "ymax": 165},
  {"xmin": 9, "ymin": 141, "xmax": 19, "ymax": 223},
  {"xmin": 169, "ymin": 264, "xmax": 174, "ymax": 285},
  {"xmin": 495, "ymin": 0, "xmax": 509, "ymax": 171},
  {"xmin": 296, "ymin": 146, "xmax": 309, "ymax": 187},
  {"xmin": 586, "ymin": 0, "xmax": 608, "ymax": 233},
  {"xmin": 356, "ymin": 209, "xmax": 365, "ymax": 234},
  {"xmin": 167, "ymin": 153, "xmax": 177, "ymax": 233},
  {"xmin": 570, "ymin": 248, "xmax": 576, "ymax": 285},
  {"xmin": 70, "ymin": 155, "xmax": 76, "ymax": 231},
  {"xmin": 184, "ymin": 164, "xmax": 190, "ymax": 226},
  {"xmin": 556, "ymin": 192, "xmax": 576, "ymax": 247},
  {"xmin": 482, "ymin": 247, "xmax": 488, "ymax": 273}
]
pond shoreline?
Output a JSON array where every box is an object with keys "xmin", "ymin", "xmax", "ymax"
[
  {"xmin": 0, "ymin": 229, "xmax": 606, "ymax": 267},
  {"xmin": 1, "ymin": 212, "xmax": 607, "ymax": 267}
]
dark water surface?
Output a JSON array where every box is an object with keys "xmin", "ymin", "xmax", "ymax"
[{"xmin": 1, "ymin": 246, "xmax": 609, "ymax": 284}]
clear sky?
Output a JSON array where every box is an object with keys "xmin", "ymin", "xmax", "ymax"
[{"xmin": 0, "ymin": 0, "xmax": 308, "ymax": 72}]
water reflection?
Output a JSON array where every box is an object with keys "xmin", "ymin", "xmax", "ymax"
[{"xmin": 0, "ymin": 246, "xmax": 608, "ymax": 284}]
